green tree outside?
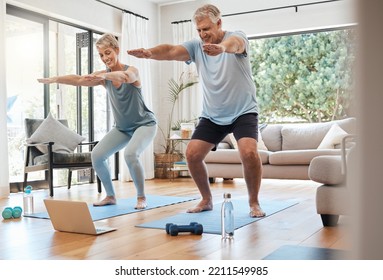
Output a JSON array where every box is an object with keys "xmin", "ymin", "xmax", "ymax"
[{"xmin": 250, "ymin": 29, "xmax": 356, "ymax": 123}]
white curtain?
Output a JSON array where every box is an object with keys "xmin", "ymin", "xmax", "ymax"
[
  {"xmin": 172, "ymin": 21, "xmax": 201, "ymax": 125},
  {"xmin": 0, "ymin": 0, "xmax": 10, "ymax": 198},
  {"xmin": 119, "ymin": 12, "xmax": 154, "ymax": 181}
]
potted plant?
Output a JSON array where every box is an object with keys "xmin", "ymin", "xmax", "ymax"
[{"xmin": 154, "ymin": 72, "xmax": 198, "ymax": 179}]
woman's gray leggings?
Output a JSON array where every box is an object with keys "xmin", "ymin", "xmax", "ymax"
[{"xmin": 91, "ymin": 125, "xmax": 157, "ymax": 197}]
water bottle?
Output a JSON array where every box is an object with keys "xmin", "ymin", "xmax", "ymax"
[
  {"xmin": 23, "ymin": 185, "xmax": 34, "ymax": 215},
  {"xmin": 221, "ymin": 193, "xmax": 234, "ymax": 240}
]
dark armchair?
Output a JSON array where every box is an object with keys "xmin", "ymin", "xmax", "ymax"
[{"xmin": 23, "ymin": 117, "xmax": 101, "ymax": 197}]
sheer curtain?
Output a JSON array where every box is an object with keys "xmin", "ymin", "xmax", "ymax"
[
  {"xmin": 172, "ymin": 21, "xmax": 201, "ymax": 125},
  {"xmin": 0, "ymin": 0, "xmax": 10, "ymax": 197},
  {"xmin": 119, "ymin": 12, "xmax": 154, "ymax": 181}
]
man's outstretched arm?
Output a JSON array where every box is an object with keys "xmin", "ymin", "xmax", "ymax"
[{"xmin": 128, "ymin": 44, "xmax": 190, "ymax": 61}]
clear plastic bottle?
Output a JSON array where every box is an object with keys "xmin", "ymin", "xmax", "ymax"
[
  {"xmin": 221, "ymin": 193, "xmax": 234, "ymax": 240},
  {"xmin": 23, "ymin": 185, "xmax": 34, "ymax": 215}
]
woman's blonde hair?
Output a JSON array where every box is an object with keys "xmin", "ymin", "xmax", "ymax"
[
  {"xmin": 96, "ymin": 33, "xmax": 119, "ymax": 50},
  {"xmin": 193, "ymin": 4, "xmax": 221, "ymax": 24}
]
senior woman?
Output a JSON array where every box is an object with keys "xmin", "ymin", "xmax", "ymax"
[{"xmin": 38, "ymin": 33, "xmax": 157, "ymax": 209}]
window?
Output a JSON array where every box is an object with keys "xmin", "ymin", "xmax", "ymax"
[
  {"xmin": 6, "ymin": 13, "xmax": 45, "ymax": 183},
  {"xmin": 250, "ymin": 28, "xmax": 357, "ymax": 123},
  {"xmin": 6, "ymin": 5, "xmax": 111, "ymax": 187}
]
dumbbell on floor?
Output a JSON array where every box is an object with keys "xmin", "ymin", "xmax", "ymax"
[
  {"xmin": 166, "ymin": 222, "xmax": 203, "ymax": 236},
  {"xmin": 2, "ymin": 206, "xmax": 23, "ymax": 219}
]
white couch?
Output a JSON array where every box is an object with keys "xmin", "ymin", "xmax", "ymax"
[{"xmin": 205, "ymin": 118, "xmax": 356, "ymax": 182}]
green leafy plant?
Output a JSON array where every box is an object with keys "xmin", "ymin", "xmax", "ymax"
[
  {"xmin": 158, "ymin": 72, "xmax": 198, "ymax": 154},
  {"xmin": 250, "ymin": 29, "xmax": 356, "ymax": 123}
]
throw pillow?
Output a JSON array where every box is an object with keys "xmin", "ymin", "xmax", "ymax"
[
  {"xmin": 317, "ymin": 124, "xmax": 348, "ymax": 149},
  {"xmin": 26, "ymin": 113, "xmax": 85, "ymax": 154},
  {"xmin": 228, "ymin": 131, "xmax": 268, "ymax": 151}
]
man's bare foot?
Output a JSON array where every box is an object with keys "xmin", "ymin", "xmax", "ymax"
[
  {"xmin": 93, "ymin": 196, "xmax": 116, "ymax": 207},
  {"xmin": 135, "ymin": 196, "xmax": 147, "ymax": 209},
  {"xmin": 250, "ymin": 204, "xmax": 266, "ymax": 218},
  {"xmin": 187, "ymin": 200, "xmax": 213, "ymax": 213}
]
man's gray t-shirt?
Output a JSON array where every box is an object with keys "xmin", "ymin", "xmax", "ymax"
[{"xmin": 182, "ymin": 30, "xmax": 258, "ymax": 125}]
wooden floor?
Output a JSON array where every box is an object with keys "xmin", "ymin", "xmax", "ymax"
[{"xmin": 0, "ymin": 177, "xmax": 350, "ymax": 260}]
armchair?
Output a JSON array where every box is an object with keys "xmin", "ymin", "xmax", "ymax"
[
  {"xmin": 309, "ymin": 134, "xmax": 356, "ymax": 226},
  {"xmin": 23, "ymin": 116, "xmax": 101, "ymax": 197}
]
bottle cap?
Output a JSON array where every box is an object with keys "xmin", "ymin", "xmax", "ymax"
[
  {"xmin": 223, "ymin": 193, "xmax": 231, "ymax": 199},
  {"xmin": 24, "ymin": 185, "xmax": 32, "ymax": 194}
]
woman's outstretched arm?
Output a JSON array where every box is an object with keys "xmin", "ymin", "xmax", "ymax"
[{"xmin": 37, "ymin": 70, "xmax": 106, "ymax": 87}]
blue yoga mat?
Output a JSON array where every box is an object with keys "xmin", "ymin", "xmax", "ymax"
[
  {"xmin": 23, "ymin": 195, "xmax": 198, "ymax": 221},
  {"xmin": 136, "ymin": 199, "xmax": 298, "ymax": 234}
]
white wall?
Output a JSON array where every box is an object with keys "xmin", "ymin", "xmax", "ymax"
[
  {"xmin": 7, "ymin": 0, "xmax": 160, "ymax": 38},
  {"xmin": 161, "ymin": 0, "xmax": 356, "ymax": 38},
  {"xmin": 7, "ymin": 0, "xmax": 121, "ymax": 33}
]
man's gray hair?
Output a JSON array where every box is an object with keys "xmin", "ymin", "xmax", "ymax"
[{"xmin": 193, "ymin": 4, "xmax": 221, "ymax": 24}]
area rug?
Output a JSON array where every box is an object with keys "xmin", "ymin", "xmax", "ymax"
[
  {"xmin": 23, "ymin": 195, "xmax": 198, "ymax": 221},
  {"xmin": 136, "ymin": 199, "xmax": 298, "ymax": 234}
]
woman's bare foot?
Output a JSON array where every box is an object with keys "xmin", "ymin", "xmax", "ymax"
[
  {"xmin": 93, "ymin": 196, "xmax": 116, "ymax": 207},
  {"xmin": 187, "ymin": 199, "xmax": 213, "ymax": 213},
  {"xmin": 249, "ymin": 204, "xmax": 266, "ymax": 218},
  {"xmin": 135, "ymin": 196, "xmax": 147, "ymax": 209}
]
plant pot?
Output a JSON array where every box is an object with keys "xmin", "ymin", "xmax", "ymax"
[{"xmin": 154, "ymin": 153, "xmax": 183, "ymax": 179}]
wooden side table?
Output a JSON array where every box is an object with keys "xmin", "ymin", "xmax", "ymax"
[{"xmin": 168, "ymin": 138, "xmax": 191, "ymax": 180}]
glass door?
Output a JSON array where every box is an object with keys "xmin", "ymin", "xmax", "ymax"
[
  {"xmin": 5, "ymin": 14, "xmax": 45, "ymax": 183},
  {"xmin": 6, "ymin": 6, "xmax": 113, "ymax": 188},
  {"xmin": 48, "ymin": 23, "xmax": 112, "ymax": 184}
]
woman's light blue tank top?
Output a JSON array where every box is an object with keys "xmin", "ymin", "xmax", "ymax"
[{"xmin": 105, "ymin": 65, "xmax": 156, "ymax": 132}]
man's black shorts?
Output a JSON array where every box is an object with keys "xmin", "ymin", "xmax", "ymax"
[{"xmin": 191, "ymin": 113, "xmax": 259, "ymax": 150}]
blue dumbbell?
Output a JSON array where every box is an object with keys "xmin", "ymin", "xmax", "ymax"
[
  {"xmin": 2, "ymin": 207, "xmax": 13, "ymax": 219},
  {"xmin": 12, "ymin": 207, "xmax": 23, "ymax": 218},
  {"xmin": 2, "ymin": 206, "xmax": 23, "ymax": 219},
  {"xmin": 166, "ymin": 222, "xmax": 203, "ymax": 236}
]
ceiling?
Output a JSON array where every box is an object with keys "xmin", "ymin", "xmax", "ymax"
[{"xmin": 150, "ymin": 0, "xmax": 196, "ymax": 5}]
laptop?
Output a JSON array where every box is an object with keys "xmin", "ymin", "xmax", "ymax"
[{"xmin": 44, "ymin": 199, "xmax": 117, "ymax": 235}]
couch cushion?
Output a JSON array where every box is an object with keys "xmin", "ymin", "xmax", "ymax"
[
  {"xmin": 228, "ymin": 131, "xmax": 268, "ymax": 150},
  {"xmin": 33, "ymin": 152, "xmax": 92, "ymax": 165},
  {"xmin": 269, "ymin": 149, "xmax": 342, "ymax": 165},
  {"xmin": 281, "ymin": 118, "xmax": 356, "ymax": 150},
  {"xmin": 261, "ymin": 124, "xmax": 283, "ymax": 151},
  {"xmin": 262, "ymin": 164, "xmax": 310, "ymax": 180},
  {"xmin": 335, "ymin": 117, "xmax": 356, "ymax": 133},
  {"xmin": 220, "ymin": 134, "xmax": 234, "ymax": 149},
  {"xmin": 205, "ymin": 149, "xmax": 270, "ymax": 164},
  {"xmin": 281, "ymin": 123, "xmax": 325, "ymax": 150},
  {"xmin": 217, "ymin": 142, "xmax": 231, "ymax": 149}
]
